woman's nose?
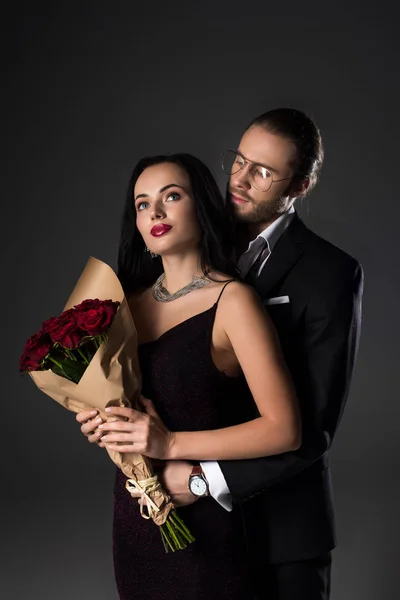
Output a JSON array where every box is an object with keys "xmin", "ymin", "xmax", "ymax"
[{"xmin": 150, "ymin": 203, "xmax": 166, "ymax": 220}]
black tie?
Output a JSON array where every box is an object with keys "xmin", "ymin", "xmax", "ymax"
[{"xmin": 238, "ymin": 237, "xmax": 269, "ymax": 279}]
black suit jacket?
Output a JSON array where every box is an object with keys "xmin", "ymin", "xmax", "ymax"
[{"xmin": 219, "ymin": 213, "xmax": 363, "ymax": 564}]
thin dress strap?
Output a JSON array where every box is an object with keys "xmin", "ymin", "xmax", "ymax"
[{"xmin": 214, "ymin": 279, "xmax": 236, "ymax": 307}]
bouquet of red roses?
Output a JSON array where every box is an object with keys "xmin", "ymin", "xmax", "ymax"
[
  {"xmin": 19, "ymin": 298, "xmax": 120, "ymax": 383},
  {"xmin": 20, "ymin": 257, "xmax": 194, "ymax": 553}
]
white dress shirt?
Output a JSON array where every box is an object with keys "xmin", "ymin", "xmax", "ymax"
[{"xmin": 201, "ymin": 207, "xmax": 296, "ymax": 511}]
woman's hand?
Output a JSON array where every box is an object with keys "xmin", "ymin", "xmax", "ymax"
[
  {"xmin": 99, "ymin": 396, "xmax": 175, "ymax": 459},
  {"xmin": 76, "ymin": 410, "xmax": 106, "ymax": 447}
]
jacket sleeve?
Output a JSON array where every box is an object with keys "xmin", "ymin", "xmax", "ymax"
[{"xmin": 218, "ymin": 262, "xmax": 364, "ymax": 504}]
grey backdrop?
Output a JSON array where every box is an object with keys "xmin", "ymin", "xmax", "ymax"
[{"xmin": 3, "ymin": 1, "xmax": 399, "ymax": 599}]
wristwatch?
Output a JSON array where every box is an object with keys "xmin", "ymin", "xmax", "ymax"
[{"xmin": 188, "ymin": 465, "xmax": 209, "ymax": 497}]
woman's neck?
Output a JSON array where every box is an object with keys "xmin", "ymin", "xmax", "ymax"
[{"xmin": 160, "ymin": 251, "xmax": 205, "ymax": 294}]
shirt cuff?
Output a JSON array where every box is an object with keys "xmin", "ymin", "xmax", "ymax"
[{"xmin": 200, "ymin": 461, "xmax": 232, "ymax": 512}]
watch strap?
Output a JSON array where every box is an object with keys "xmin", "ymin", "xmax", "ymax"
[{"xmin": 190, "ymin": 465, "xmax": 203, "ymax": 478}]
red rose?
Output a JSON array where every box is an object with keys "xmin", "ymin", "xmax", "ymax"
[
  {"xmin": 42, "ymin": 309, "xmax": 82, "ymax": 348},
  {"xmin": 19, "ymin": 329, "xmax": 52, "ymax": 371},
  {"xmin": 75, "ymin": 299, "xmax": 119, "ymax": 336},
  {"xmin": 73, "ymin": 299, "xmax": 102, "ymax": 312}
]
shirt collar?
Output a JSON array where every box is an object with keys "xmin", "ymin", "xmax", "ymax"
[{"xmin": 248, "ymin": 206, "xmax": 295, "ymax": 252}]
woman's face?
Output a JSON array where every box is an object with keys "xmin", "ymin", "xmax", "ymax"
[{"xmin": 134, "ymin": 162, "xmax": 201, "ymax": 257}]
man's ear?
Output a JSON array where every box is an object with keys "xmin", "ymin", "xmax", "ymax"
[{"xmin": 290, "ymin": 177, "xmax": 310, "ymax": 199}]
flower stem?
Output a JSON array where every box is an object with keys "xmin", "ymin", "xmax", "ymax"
[
  {"xmin": 76, "ymin": 347, "xmax": 90, "ymax": 365},
  {"xmin": 166, "ymin": 518, "xmax": 181, "ymax": 548},
  {"xmin": 170, "ymin": 512, "xmax": 195, "ymax": 541},
  {"xmin": 159, "ymin": 510, "xmax": 195, "ymax": 553},
  {"xmin": 65, "ymin": 348, "xmax": 77, "ymax": 361},
  {"xmin": 47, "ymin": 356, "xmax": 73, "ymax": 381},
  {"xmin": 47, "ymin": 356, "xmax": 64, "ymax": 370},
  {"xmin": 160, "ymin": 525, "xmax": 175, "ymax": 552}
]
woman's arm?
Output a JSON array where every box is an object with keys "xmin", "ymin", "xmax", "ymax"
[
  {"xmin": 219, "ymin": 262, "xmax": 363, "ymax": 502},
  {"xmin": 100, "ymin": 282, "xmax": 301, "ymax": 461},
  {"xmin": 168, "ymin": 283, "xmax": 301, "ymax": 460}
]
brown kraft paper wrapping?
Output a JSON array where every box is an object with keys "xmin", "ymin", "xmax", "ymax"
[{"xmin": 30, "ymin": 256, "xmax": 173, "ymax": 526}]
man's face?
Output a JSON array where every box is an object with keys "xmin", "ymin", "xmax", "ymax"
[{"xmin": 228, "ymin": 125, "xmax": 302, "ymax": 227}]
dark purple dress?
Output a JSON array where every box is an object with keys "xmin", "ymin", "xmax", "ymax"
[{"xmin": 113, "ymin": 285, "xmax": 258, "ymax": 599}]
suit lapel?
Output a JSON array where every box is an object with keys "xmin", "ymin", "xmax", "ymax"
[{"xmin": 253, "ymin": 213, "xmax": 310, "ymax": 298}]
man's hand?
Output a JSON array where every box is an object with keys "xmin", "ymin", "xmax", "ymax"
[
  {"xmin": 130, "ymin": 460, "xmax": 198, "ymax": 508},
  {"xmin": 156, "ymin": 460, "xmax": 198, "ymax": 507}
]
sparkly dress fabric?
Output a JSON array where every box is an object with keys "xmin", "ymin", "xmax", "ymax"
[{"xmin": 112, "ymin": 285, "xmax": 258, "ymax": 599}]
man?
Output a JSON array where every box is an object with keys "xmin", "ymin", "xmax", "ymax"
[{"xmin": 149, "ymin": 108, "xmax": 363, "ymax": 599}]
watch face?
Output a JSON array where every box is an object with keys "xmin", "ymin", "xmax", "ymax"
[{"xmin": 190, "ymin": 476, "xmax": 207, "ymax": 496}]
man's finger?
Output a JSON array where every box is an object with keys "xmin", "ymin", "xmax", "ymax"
[{"xmin": 171, "ymin": 495, "xmax": 198, "ymax": 507}]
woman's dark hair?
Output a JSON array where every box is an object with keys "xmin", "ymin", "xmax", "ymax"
[
  {"xmin": 247, "ymin": 108, "xmax": 324, "ymax": 196},
  {"xmin": 117, "ymin": 153, "xmax": 238, "ymax": 295}
]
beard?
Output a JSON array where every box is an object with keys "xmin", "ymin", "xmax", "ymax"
[
  {"xmin": 226, "ymin": 182, "xmax": 293, "ymax": 226},
  {"xmin": 231, "ymin": 193, "xmax": 290, "ymax": 225}
]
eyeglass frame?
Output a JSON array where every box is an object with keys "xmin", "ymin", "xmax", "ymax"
[{"xmin": 221, "ymin": 149, "xmax": 293, "ymax": 192}]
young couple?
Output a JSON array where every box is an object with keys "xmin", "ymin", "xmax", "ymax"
[{"xmin": 77, "ymin": 108, "xmax": 363, "ymax": 600}]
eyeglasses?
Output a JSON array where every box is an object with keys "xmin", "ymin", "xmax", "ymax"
[{"xmin": 221, "ymin": 150, "xmax": 292, "ymax": 192}]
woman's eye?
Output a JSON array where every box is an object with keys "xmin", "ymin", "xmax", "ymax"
[
  {"xmin": 166, "ymin": 192, "xmax": 180, "ymax": 201},
  {"xmin": 136, "ymin": 201, "xmax": 149, "ymax": 211}
]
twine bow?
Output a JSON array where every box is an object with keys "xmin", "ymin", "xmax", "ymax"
[{"xmin": 126, "ymin": 475, "xmax": 163, "ymax": 520}]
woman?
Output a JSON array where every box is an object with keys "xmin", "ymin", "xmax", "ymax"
[{"xmin": 77, "ymin": 153, "xmax": 301, "ymax": 599}]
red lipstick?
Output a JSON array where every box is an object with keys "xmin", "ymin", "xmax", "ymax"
[{"xmin": 150, "ymin": 224, "xmax": 172, "ymax": 237}]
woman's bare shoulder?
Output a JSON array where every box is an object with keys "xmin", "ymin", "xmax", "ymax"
[
  {"xmin": 219, "ymin": 279, "xmax": 260, "ymax": 304},
  {"xmin": 216, "ymin": 279, "xmax": 270, "ymax": 327}
]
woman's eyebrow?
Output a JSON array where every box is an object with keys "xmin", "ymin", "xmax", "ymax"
[{"xmin": 135, "ymin": 183, "xmax": 186, "ymax": 201}]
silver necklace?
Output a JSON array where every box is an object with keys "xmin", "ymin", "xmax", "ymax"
[{"xmin": 152, "ymin": 273, "xmax": 211, "ymax": 303}]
